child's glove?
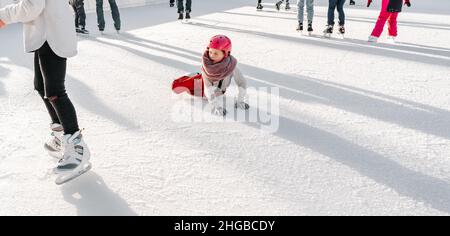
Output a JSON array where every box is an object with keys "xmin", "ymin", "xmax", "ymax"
[
  {"xmin": 211, "ymin": 106, "xmax": 227, "ymax": 116},
  {"xmin": 404, "ymin": 0, "xmax": 411, "ymax": 7},
  {"xmin": 235, "ymin": 101, "xmax": 250, "ymax": 110},
  {"xmin": 367, "ymin": 0, "xmax": 373, "ymax": 7},
  {"xmin": 235, "ymin": 87, "xmax": 249, "ymax": 110},
  {"xmin": 209, "ymin": 93, "xmax": 227, "ymax": 116}
]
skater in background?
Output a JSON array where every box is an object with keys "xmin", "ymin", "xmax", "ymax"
[
  {"xmin": 324, "ymin": 0, "xmax": 347, "ymax": 37},
  {"xmin": 170, "ymin": 0, "xmax": 175, "ymax": 7},
  {"xmin": 176, "ymin": 0, "xmax": 192, "ymax": 20},
  {"xmin": 256, "ymin": 0, "xmax": 264, "ymax": 11},
  {"xmin": 275, "ymin": 0, "xmax": 290, "ymax": 11},
  {"xmin": 70, "ymin": 0, "xmax": 89, "ymax": 34},
  {"xmin": 296, "ymin": 0, "xmax": 314, "ymax": 34},
  {"xmin": 350, "ymin": 0, "xmax": 355, "ymax": 5},
  {"xmin": 0, "ymin": 0, "xmax": 91, "ymax": 179},
  {"xmin": 368, "ymin": 0, "xmax": 411, "ymax": 43},
  {"xmin": 96, "ymin": 0, "xmax": 121, "ymax": 33}
]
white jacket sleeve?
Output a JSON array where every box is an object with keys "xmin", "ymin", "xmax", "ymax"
[
  {"xmin": 0, "ymin": 0, "xmax": 45, "ymax": 24},
  {"xmin": 232, "ymin": 67, "xmax": 248, "ymax": 102},
  {"xmin": 204, "ymin": 77, "xmax": 225, "ymax": 109}
]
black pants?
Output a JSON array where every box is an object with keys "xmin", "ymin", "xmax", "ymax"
[
  {"xmin": 72, "ymin": 0, "xmax": 86, "ymax": 28},
  {"xmin": 96, "ymin": 0, "xmax": 121, "ymax": 31},
  {"xmin": 176, "ymin": 0, "xmax": 192, "ymax": 13},
  {"xmin": 34, "ymin": 42, "xmax": 79, "ymax": 135}
]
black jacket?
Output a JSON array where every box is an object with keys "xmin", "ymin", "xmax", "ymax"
[{"xmin": 387, "ymin": 0, "xmax": 404, "ymax": 12}]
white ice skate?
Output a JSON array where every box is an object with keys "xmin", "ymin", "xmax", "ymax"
[
  {"xmin": 323, "ymin": 25, "xmax": 333, "ymax": 38},
  {"xmin": 44, "ymin": 123, "xmax": 64, "ymax": 159},
  {"xmin": 386, "ymin": 36, "xmax": 396, "ymax": 44},
  {"xmin": 337, "ymin": 25, "xmax": 345, "ymax": 39},
  {"xmin": 368, "ymin": 35, "xmax": 379, "ymax": 43},
  {"xmin": 54, "ymin": 130, "xmax": 92, "ymax": 185}
]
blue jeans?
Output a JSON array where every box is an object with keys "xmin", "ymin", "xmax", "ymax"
[
  {"xmin": 328, "ymin": 0, "xmax": 346, "ymax": 26},
  {"xmin": 96, "ymin": 0, "xmax": 121, "ymax": 31},
  {"xmin": 297, "ymin": 0, "xmax": 314, "ymax": 24}
]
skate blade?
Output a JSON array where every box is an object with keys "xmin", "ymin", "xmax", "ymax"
[
  {"xmin": 55, "ymin": 162, "xmax": 92, "ymax": 185},
  {"xmin": 299, "ymin": 31, "xmax": 313, "ymax": 37},
  {"xmin": 52, "ymin": 161, "xmax": 91, "ymax": 175},
  {"xmin": 386, "ymin": 39, "xmax": 396, "ymax": 44}
]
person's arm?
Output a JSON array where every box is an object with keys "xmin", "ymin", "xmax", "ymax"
[
  {"xmin": 0, "ymin": 0, "xmax": 45, "ymax": 25},
  {"xmin": 204, "ymin": 78, "xmax": 228, "ymax": 116},
  {"xmin": 232, "ymin": 67, "xmax": 250, "ymax": 110},
  {"xmin": 203, "ymin": 77, "xmax": 214, "ymax": 101}
]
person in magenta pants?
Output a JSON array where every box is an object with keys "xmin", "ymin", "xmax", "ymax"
[{"xmin": 367, "ymin": 0, "xmax": 411, "ymax": 42}]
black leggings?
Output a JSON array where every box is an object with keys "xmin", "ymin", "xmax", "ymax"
[{"xmin": 34, "ymin": 42, "xmax": 79, "ymax": 135}]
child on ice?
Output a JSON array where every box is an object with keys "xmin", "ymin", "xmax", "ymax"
[
  {"xmin": 367, "ymin": 0, "xmax": 411, "ymax": 43},
  {"xmin": 172, "ymin": 35, "xmax": 249, "ymax": 116}
]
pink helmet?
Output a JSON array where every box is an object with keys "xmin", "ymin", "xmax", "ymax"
[{"xmin": 207, "ymin": 35, "xmax": 232, "ymax": 57}]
